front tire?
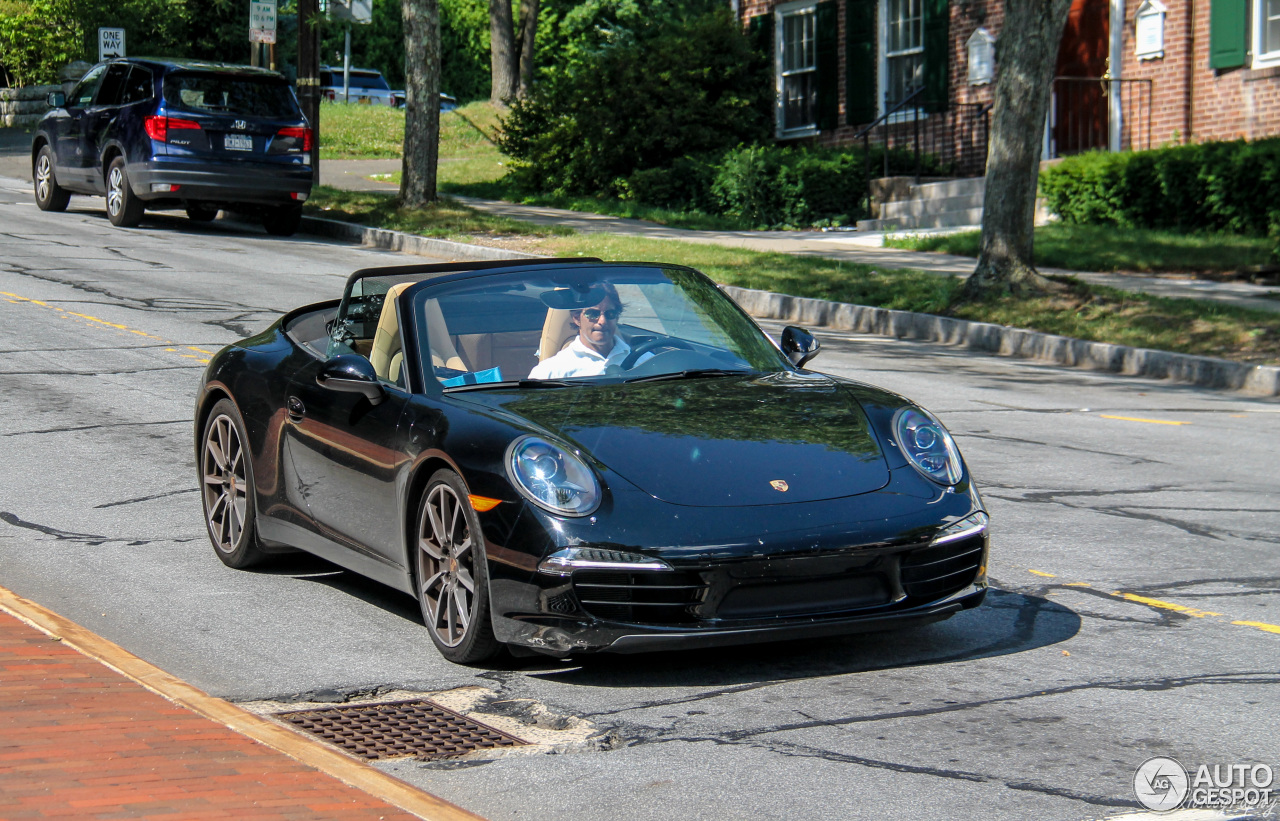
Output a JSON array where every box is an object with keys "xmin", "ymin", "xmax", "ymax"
[
  {"xmin": 415, "ymin": 470, "xmax": 500, "ymax": 663},
  {"xmin": 200, "ymin": 399, "xmax": 266, "ymax": 569},
  {"xmin": 105, "ymin": 156, "xmax": 143, "ymax": 227},
  {"xmin": 262, "ymin": 204, "xmax": 302, "ymax": 236},
  {"xmin": 33, "ymin": 145, "xmax": 70, "ymax": 212}
]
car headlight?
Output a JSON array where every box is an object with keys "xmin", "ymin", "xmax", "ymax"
[
  {"xmin": 893, "ymin": 407, "xmax": 964, "ymax": 485},
  {"xmin": 506, "ymin": 435, "xmax": 601, "ymax": 516}
]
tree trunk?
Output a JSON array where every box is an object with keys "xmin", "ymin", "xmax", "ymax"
[
  {"xmin": 489, "ymin": 0, "xmax": 518, "ymax": 106},
  {"xmin": 958, "ymin": 0, "xmax": 1074, "ymax": 301},
  {"xmin": 401, "ymin": 0, "xmax": 441, "ymax": 209},
  {"xmin": 516, "ymin": 0, "xmax": 540, "ymax": 98}
]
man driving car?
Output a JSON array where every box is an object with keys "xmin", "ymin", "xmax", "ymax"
[{"xmin": 529, "ymin": 283, "xmax": 649, "ymax": 379}]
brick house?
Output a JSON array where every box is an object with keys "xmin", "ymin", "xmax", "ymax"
[{"xmin": 737, "ymin": 0, "xmax": 1280, "ymax": 173}]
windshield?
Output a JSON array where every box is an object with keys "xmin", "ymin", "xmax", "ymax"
[
  {"xmin": 409, "ymin": 265, "xmax": 789, "ymax": 390},
  {"xmin": 163, "ymin": 71, "xmax": 300, "ymax": 118}
]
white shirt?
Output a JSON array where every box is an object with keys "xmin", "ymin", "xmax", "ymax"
[{"xmin": 528, "ymin": 336, "xmax": 634, "ymax": 379}]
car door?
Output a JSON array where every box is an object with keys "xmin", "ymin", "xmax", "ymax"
[
  {"xmin": 55, "ymin": 64, "xmax": 106, "ymax": 189},
  {"xmin": 283, "ymin": 357, "xmax": 412, "ymax": 576},
  {"xmin": 80, "ymin": 63, "xmax": 130, "ymax": 192}
]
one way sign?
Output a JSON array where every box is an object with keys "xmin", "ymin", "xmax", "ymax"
[{"xmin": 99, "ymin": 27, "xmax": 125, "ymax": 61}]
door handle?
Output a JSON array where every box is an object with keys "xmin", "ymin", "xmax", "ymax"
[{"xmin": 287, "ymin": 396, "xmax": 305, "ymax": 419}]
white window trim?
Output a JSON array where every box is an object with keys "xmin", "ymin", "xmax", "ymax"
[
  {"xmin": 1254, "ymin": 0, "xmax": 1280, "ymax": 69},
  {"xmin": 878, "ymin": 0, "xmax": 927, "ymax": 122},
  {"xmin": 775, "ymin": 0, "xmax": 819, "ymax": 139}
]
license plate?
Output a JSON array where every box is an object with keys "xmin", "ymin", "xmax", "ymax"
[{"xmin": 223, "ymin": 133, "xmax": 253, "ymax": 151}]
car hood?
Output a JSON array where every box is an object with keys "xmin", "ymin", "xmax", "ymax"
[{"xmin": 457, "ymin": 371, "xmax": 890, "ymax": 507}]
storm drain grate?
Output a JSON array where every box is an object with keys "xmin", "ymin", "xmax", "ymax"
[{"xmin": 275, "ymin": 698, "xmax": 526, "ymax": 761}]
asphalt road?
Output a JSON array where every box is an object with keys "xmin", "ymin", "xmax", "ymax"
[{"xmin": 1, "ymin": 176, "xmax": 1277, "ymax": 821}]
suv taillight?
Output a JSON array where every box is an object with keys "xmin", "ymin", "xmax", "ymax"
[
  {"xmin": 276, "ymin": 127, "xmax": 313, "ymax": 152},
  {"xmin": 144, "ymin": 116, "xmax": 201, "ymax": 142}
]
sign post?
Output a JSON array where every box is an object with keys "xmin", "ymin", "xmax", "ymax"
[
  {"xmin": 250, "ymin": 0, "xmax": 277, "ymax": 68},
  {"xmin": 98, "ymin": 28, "xmax": 125, "ymax": 61}
]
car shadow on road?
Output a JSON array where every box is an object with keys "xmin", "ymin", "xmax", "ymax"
[
  {"xmin": 248, "ymin": 558, "xmax": 1081, "ymax": 687},
  {"xmin": 523, "ymin": 587, "xmax": 1081, "ymax": 688}
]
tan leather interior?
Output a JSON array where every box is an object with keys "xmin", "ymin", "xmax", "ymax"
[
  {"xmin": 538, "ymin": 308, "xmax": 576, "ymax": 361},
  {"xmin": 369, "ymin": 283, "xmax": 464, "ymax": 384}
]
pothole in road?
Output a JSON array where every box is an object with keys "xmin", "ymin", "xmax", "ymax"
[{"xmin": 238, "ymin": 686, "xmax": 622, "ymax": 763}]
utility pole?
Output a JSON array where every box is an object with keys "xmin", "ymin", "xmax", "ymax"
[{"xmin": 297, "ymin": 0, "xmax": 322, "ymax": 174}]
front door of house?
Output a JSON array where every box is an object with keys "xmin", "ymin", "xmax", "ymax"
[{"xmin": 1052, "ymin": 0, "xmax": 1110, "ymax": 156}]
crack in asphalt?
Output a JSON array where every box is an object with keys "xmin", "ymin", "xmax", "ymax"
[
  {"xmin": 634, "ymin": 734, "xmax": 1139, "ymax": 809},
  {"xmin": 0, "ymin": 511, "xmax": 194, "ymax": 546},
  {"xmin": 980, "ymin": 486, "xmax": 1276, "ymax": 542},
  {"xmin": 1, "ymin": 260, "xmax": 281, "ymax": 316},
  {"xmin": 958, "ymin": 431, "xmax": 1165, "ymax": 464},
  {"xmin": 0, "ymin": 365, "xmax": 205, "ymax": 376},
  {"xmin": 2, "ymin": 419, "xmax": 189, "ymax": 437},
  {"xmin": 631, "ymin": 671, "xmax": 1280, "ymax": 743},
  {"xmin": 94, "ymin": 488, "xmax": 198, "ymax": 509}
]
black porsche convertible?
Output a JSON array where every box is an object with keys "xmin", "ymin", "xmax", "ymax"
[{"xmin": 195, "ymin": 258, "xmax": 989, "ymax": 663}]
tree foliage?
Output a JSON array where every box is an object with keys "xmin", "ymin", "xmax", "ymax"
[{"xmin": 499, "ymin": 1, "xmax": 770, "ymax": 195}]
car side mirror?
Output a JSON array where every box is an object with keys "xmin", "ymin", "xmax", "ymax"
[
  {"xmin": 781, "ymin": 326, "xmax": 821, "ymax": 368},
  {"xmin": 46, "ymin": 91, "xmax": 66, "ymax": 108},
  {"xmin": 317, "ymin": 354, "xmax": 385, "ymax": 405}
]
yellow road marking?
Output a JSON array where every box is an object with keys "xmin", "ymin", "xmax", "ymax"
[
  {"xmin": 1232, "ymin": 621, "xmax": 1280, "ymax": 634},
  {"xmin": 1, "ymin": 287, "xmax": 213, "ymax": 364},
  {"xmin": 1064, "ymin": 582, "xmax": 1091, "ymax": 587},
  {"xmin": 1099, "ymin": 415, "xmax": 1189, "ymax": 426},
  {"xmin": 1028, "ymin": 569, "xmax": 1056, "ymax": 578},
  {"xmin": 1114, "ymin": 592, "xmax": 1221, "ymax": 618}
]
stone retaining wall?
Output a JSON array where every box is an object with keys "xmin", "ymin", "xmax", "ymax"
[{"xmin": 0, "ymin": 86, "xmax": 58, "ymax": 128}]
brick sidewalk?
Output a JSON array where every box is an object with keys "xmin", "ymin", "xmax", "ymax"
[{"xmin": 0, "ymin": 609, "xmax": 423, "ymax": 820}]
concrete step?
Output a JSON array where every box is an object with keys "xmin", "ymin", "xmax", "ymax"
[
  {"xmin": 858, "ymin": 206, "xmax": 986, "ymax": 232},
  {"xmin": 907, "ymin": 177, "xmax": 986, "ymax": 200},
  {"xmin": 882, "ymin": 192, "xmax": 985, "ymax": 219}
]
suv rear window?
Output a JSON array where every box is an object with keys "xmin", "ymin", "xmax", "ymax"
[{"xmin": 163, "ymin": 72, "xmax": 300, "ymax": 118}]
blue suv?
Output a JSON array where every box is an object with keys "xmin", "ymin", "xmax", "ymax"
[{"xmin": 32, "ymin": 58, "xmax": 314, "ymax": 236}]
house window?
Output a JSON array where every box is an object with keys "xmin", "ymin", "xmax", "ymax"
[
  {"xmin": 884, "ymin": 0, "xmax": 925, "ymax": 107},
  {"xmin": 1257, "ymin": 0, "xmax": 1280, "ymax": 67},
  {"xmin": 777, "ymin": 1, "xmax": 818, "ymax": 136}
]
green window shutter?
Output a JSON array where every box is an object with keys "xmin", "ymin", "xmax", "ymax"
[
  {"xmin": 923, "ymin": 0, "xmax": 950, "ymax": 113},
  {"xmin": 1209, "ymin": 0, "xmax": 1247, "ymax": 69},
  {"xmin": 845, "ymin": 0, "xmax": 877, "ymax": 125},
  {"xmin": 816, "ymin": 0, "xmax": 840, "ymax": 130}
]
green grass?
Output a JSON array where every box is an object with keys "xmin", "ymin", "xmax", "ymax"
[
  {"xmin": 317, "ymin": 101, "xmax": 407, "ymax": 160},
  {"xmin": 884, "ymin": 223, "xmax": 1275, "ymax": 275},
  {"xmin": 306, "ymin": 186, "xmax": 571, "ymax": 239}
]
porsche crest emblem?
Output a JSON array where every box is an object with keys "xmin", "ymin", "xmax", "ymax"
[{"xmin": 770, "ymin": 480, "xmax": 789, "ymax": 492}]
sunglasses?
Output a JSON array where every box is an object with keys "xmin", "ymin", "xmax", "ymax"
[{"xmin": 577, "ymin": 308, "xmax": 621, "ymax": 322}]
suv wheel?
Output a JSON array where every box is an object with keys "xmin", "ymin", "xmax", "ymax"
[
  {"xmin": 105, "ymin": 157, "xmax": 144, "ymax": 227},
  {"xmin": 34, "ymin": 145, "xmax": 71, "ymax": 212}
]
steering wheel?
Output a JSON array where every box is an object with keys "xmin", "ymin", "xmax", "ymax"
[{"xmin": 622, "ymin": 337, "xmax": 696, "ymax": 369}]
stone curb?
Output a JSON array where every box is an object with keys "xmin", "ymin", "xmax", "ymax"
[
  {"xmin": 723, "ymin": 285, "xmax": 1280, "ymax": 398},
  {"xmin": 298, "ymin": 214, "xmax": 1280, "ymax": 398},
  {"xmin": 301, "ymin": 215, "xmax": 542, "ymax": 262}
]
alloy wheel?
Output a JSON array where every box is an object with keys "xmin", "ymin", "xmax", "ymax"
[
  {"xmin": 35, "ymin": 154, "xmax": 52, "ymax": 202},
  {"xmin": 106, "ymin": 166, "xmax": 124, "ymax": 217},
  {"xmin": 418, "ymin": 482, "xmax": 478, "ymax": 648},
  {"xmin": 202, "ymin": 414, "xmax": 248, "ymax": 553}
]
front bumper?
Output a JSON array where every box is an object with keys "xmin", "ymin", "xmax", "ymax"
[
  {"xmin": 499, "ymin": 582, "xmax": 987, "ymax": 656},
  {"xmin": 129, "ymin": 157, "xmax": 313, "ymax": 206}
]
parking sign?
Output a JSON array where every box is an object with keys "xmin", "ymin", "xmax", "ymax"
[
  {"xmin": 250, "ymin": 0, "xmax": 277, "ymax": 44},
  {"xmin": 99, "ymin": 28, "xmax": 125, "ymax": 61}
]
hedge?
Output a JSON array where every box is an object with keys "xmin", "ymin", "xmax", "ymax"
[{"xmin": 1040, "ymin": 138, "xmax": 1280, "ymax": 237}]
